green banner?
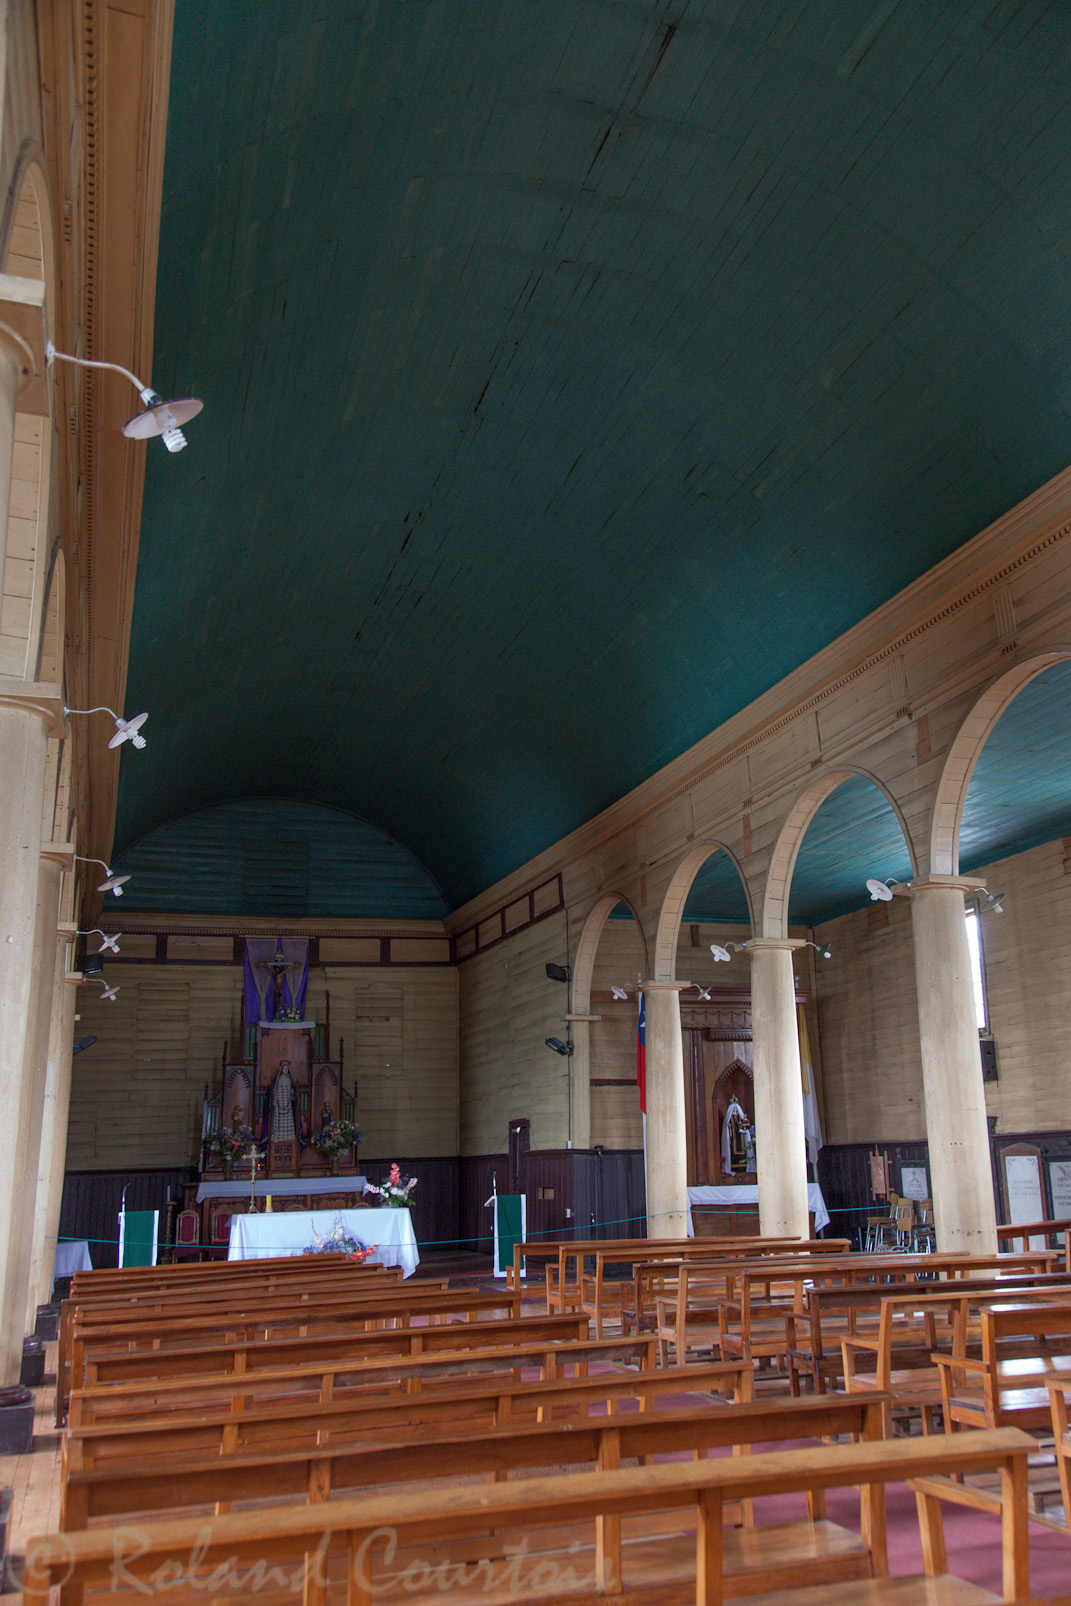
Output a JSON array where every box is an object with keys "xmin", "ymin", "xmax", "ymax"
[
  {"xmin": 120, "ymin": 1210, "xmax": 158, "ymax": 1268},
  {"xmin": 494, "ymin": 1193, "xmax": 524, "ymax": 1278}
]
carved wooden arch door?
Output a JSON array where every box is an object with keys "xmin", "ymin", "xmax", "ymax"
[{"xmin": 679, "ymin": 989, "xmax": 753, "ymax": 1186}]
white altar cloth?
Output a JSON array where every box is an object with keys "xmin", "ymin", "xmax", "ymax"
[
  {"xmin": 227, "ymin": 1208, "xmax": 418, "ymax": 1276},
  {"xmin": 197, "ymin": 1176, "xmax": 367, "ymax": 1203},
  {"xmin": 52, "ymin": 1239, "xmax": 93, "ymax": 1287},
  {"xmin": 687, "ymin": 1183, "xmax": 830, "ymax": 1236}
]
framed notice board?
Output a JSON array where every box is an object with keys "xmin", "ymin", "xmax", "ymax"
[{"xmin": 1000, "ymin": 1143, "xmax": 1046, "ymax": 1249}]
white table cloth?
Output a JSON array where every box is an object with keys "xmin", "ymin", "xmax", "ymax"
[
  {"xmin": 686, "ymin": 1183, "xmax": 830, "ymax": 1236},
  {"xmin": 227, "ymin": 1207, "xmax": 418, "ymax": 1276},
  {"xmin": 52, "ymin": 1239, "xmax": 93, "ymax": 1286},
  {"xmin": 197, "ymin": 1176, "xmax": 368, "ymax": 1202}
]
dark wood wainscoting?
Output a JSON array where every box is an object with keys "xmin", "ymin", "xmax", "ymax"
[
  {"xmin": 818, "ymin": 1130, "xmax": 1071, "ymax": 1248},
  {"xmin": 59, "ymin": 1168, "xmax": 197, "ymax": 1270},
  {"xmin": 61, "ymin": 1148, "xmax": 651, "ymax": 1265}
]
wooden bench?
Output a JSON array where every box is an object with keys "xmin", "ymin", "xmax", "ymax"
[
  {"xmin": 73, "ymin": 1310, "xmax": 594, "ymax": 1395},
  {"xmin": 26, "ymin": 1426, "xmax": 1035, "ymax": 1606},
  {"xmin": 60, "ymin": 1286, "xmax": 535, "ymax": 1421},
  {"xmin": 936, "ymin": 1301, "xmax": 1071, "ymax": 1434},
  {"xmin": 59, "ymin": 1388, "xmax": 886, "ymax": 1535},
  {"xmin": 65, "ymin": 1357, "xmax": 755, "ymax": 1468},
  {"xmin": 792, "ymin": 1276, "xmax": 1071, "ymax": 1398},
  {"xmin": 56, "ymin": 1262, "xmax": 415, "ymax": 1420},
  {"xmin": 68, "ymin": 1332, "xmax": 658, "ymax": 1427},
  {"xmin": 569, "ymin": 1240, "xmax": 850, "ymax": 1336}
]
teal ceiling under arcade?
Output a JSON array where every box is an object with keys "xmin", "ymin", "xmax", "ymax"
[{"xmin": 117, "ymin": 0, "xmax": 1071, "ymax": 910}]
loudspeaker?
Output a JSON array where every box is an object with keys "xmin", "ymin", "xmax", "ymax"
[{"xmin": 979, "ymin": 1034, "xmax": 998, "ymax": 1081}]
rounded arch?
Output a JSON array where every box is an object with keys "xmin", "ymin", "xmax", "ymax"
[
  {"xmin": 930, "ymin": 649, "xmax": 1071, "ymax": 876},
  {"xmin": 571, "ymin": 892, "xmax": 648, "ymax": 1014},
  {"xmin": 1, "ymin": 150, "xmax": 52, "ymax": 290},
  {"xmin": 762, "ymin": 766, "xmax": 918, "ymax": 939},
  {"xmin": 652, "ymin": 841, "xmax": 754, "ymax": 981}
]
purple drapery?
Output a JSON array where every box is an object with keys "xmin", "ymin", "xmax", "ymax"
[{"xmin": 243, "ymin": 938, "xmax": 309, "ymax": 1023}]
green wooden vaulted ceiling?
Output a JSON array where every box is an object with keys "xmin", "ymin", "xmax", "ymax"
[{"xmin": 114, "ymin": 0, "xmax": 1071, "ymax": 918}]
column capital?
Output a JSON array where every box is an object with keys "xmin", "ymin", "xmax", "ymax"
[
  {"xmin": 745, "ymin": 937, "xmax": 808, "ymax": 952},
  {"xmin": 0, "ymin": 680, "xmax": 64, "ymax": 737},
  {"xmin": 642, "ymin": 978, "xmax": 689, "ymax": 993},
  {"xmin": 906, "ymin": 875, "xmax": 988, "ymax": 897},
  {"xmin": 40, "ymin": 840, "xmax": 76, "ymax": 871},
  {"xmin": 0, "ymin": 273, "xmax": 48, "ymax": 414},
  {"xmin": 563, "ymin": 1013, "xmax": 601, "ymax": 1022}
]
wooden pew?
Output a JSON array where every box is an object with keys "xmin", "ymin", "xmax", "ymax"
[
  {"xmin": 794, "ymin": 1275, "xmax": 1071, "ymax": 1396},
  {"xmin": 74, "ymin": 1311, "xmax": 594, "ymax": 1394},
  {"xmin": 713, "ymin": 1255, "xmax": 1061, "ymax": 1382},
  {"xmin": 936, "ymin": 1300, "xmax": 1071, "ymax": 1433},
  {"xmin": 69, "ymin": 1333, "xmax": 658, "ymax": 1427},
  {"xmin": 66, "ymin": 1358, "xmax": 754, "ymax": 1468},
  {"xmin": 516, "ymin": 1233, "xmax": 848, "ymax": 1301},
  {"xmin": 550, "ymin": 1238, "xmax": 850, "ymax": 1334},
  {"xmin": 59, "ymin": 1283, "xmax": 526, "ymax": 1421},
  {"xmin": 26, "ymin": 1426, "xmax": 1035, "ymax": 1606},
  {"xmin": 69, "ymin": 1281, "xmax": 521, "ymax": 1349},
  {"xmin": 60, "ymin": 1388, "xmax": 883, "ymax": 1536},
  {"xmin": 56, "ymin": 1260, "xmax": 411, "ymax": 1420},
  {"xmin": 996, "ymin": 1218, "xmax": 1071, "ymax": 1271}
]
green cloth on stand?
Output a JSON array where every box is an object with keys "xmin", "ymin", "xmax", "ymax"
[
  {"xmin": 119, "ymin": 1209, "xmax": 158, "ymax": 1268},
  {"xmin": 493, "ymin": 1193, "xmax": 525, "ymax": 1278}
]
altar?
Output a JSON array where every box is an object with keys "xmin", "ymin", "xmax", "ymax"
[
  {"xmin": 686, "ymin": 1184, "xmax": 830, "ymax": 1237},
  {"xmin": 227, "ymin": 1207, "xmax": 419, "ymax": 1277}
]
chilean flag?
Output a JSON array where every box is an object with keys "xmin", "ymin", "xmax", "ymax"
[{"xmin": 636, "ymin": 991, "xmax": 646, "ymax": 1115}]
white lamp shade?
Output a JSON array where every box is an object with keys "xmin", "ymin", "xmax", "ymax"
[
  {"xmin": 122, "ymin": 396, "xmax": 203, "ymax": 440},
  {"xmin": 866, "ymin": 878, "xmax": 894, "ymax": 901}
]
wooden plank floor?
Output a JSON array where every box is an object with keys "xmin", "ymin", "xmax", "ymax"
[{"xmin": 0, "ymin": 1340, "xmax": 62, "ymax": 1596}]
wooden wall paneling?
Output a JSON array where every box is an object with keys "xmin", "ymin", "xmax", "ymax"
[
  {"xmin": 458, "ymin": 913, "xmax": 571, "ymax": 1153},
  {"xmin": 813, "ymin": 897, "xmax": 926, "ymax": 1144},
  {"xmin": 69, "ymin": 962, "xmax": 458, "ymax": 1171}
]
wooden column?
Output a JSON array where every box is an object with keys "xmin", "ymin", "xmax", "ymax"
[
  {"xmin": 563, "ymin": 1012, "xmax": 594, "ymax": 1151},
  {"xmin": 0, "ymin": 335, "xmax": 21, "ymax": 591},
  {"xmin": 643, "ymin": 980, "xmax": 689, "ymax": 1238},
  {"xmin": 908, "ymin": 876, "xmax": 997, "ymax": 1253},
  {"xmin": 1, "ymin": 841, "xmax": 69, "ymax": 1357},
  {"xmin": 0, "ymin": 688, "xmax": 63, "ymax": 1382},
  {"xmin": 748, "ymin": 938, "xmax": 810, "ymax": 1240},
  {"xmin": 27, "ymin": 881, "xmax": 78, "ymax": 1319}
]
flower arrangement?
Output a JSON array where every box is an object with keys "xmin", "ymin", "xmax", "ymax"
[
  {"xmin": 366, "ymin": 1162, "xmax": 417, "ymax": 1209},
  {"xmin": 310, "ymin": 1119, "xmax": 359, "ymax": 1174},
  {"xmin": 204, "ymin": 1124, "xmax": 256, "ymax": 1179},
  {"xmin": 275, "ymin": 1005, "xmax": 303, "ymax": 1022},
  {"xmin": 303, "ymin": 1220, "xmax": 377, "ymax": 1262}
]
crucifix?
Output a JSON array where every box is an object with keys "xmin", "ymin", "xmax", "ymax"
[{"xmin": 245, "ymin": 1138, "xmax": 261, "ymax": 1214}]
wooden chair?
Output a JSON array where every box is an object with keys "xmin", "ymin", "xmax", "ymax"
[{"xmin": 170, "ymin": 1209, "xmax": 201, "ymax": 1262}]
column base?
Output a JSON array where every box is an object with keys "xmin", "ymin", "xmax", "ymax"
[
  {"xmin": 0, "ymin": 1386, "xmax": 33, "ymax": 1453},
  {"xmin": 19, "ymin": 1338, "xmax": 43, "ymax": 1388},
  {"xmin": 33, "ymin": 1303, "xmax": 59, "ymax": 1341}
]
